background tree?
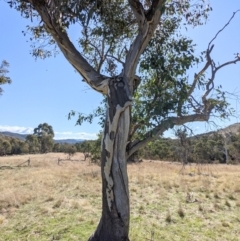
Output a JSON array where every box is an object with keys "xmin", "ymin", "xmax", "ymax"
[
  {"xmin": 89, "ymin": 133, "xmax": 102, "ymax": 164},
  {"xmin": 75, "ymin": 141, "xmax": 91, "ymax": 161},
  {"xmin": 229, "ymin": 130, "xmax": 240, "ymax": 162},
  {"xmin": 193, "ymin": 136, "xmax": 213, "ymax": 163},
  {"xmin": 174, "ymin": 128, "xmax": 191, "ymax": 164},
  {"xmin": 19, "ymin": 142, "xmax": 29, "ymax": 154},
  {"xmin": 26, "ymin": 134, "xmax": 41, "ymax": 153},
  {"xmin": 33, "ymin": 123, "xmax": 54, "ymax": 153},
  {"xmin": 0, "ymin": 138, "xmax": 12, "ymax": 155},
  {"xmin": 214, "ymin": 128, "xmax": 240, "ymax": 164},
  {"xmin": 0, "ymin": 60, "xmax": 11, "ymax": 95},
  {"xmin": 10, "ymin": 138, "xmax": 21, "ymax": 154},
  {"xmin": 139, "ymin": 138, "xmax": 172, "ymax": 160},
  {"xmin": 53, "ymin": 142, "xmax": 62, "ymax": 152},
  {"xmin": 7, "ymin": 1, "xmax": 240, "ymax": 240},
  {"xmin": 41, "ymin": 135, "xmax": 54, "ymax": 153},
  {"xmin": 64, "ymin": 145, "xmax": 77, "ymax": 160}
]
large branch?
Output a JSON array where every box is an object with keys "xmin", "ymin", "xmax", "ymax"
[
  {"xmin": 28, "ymin": 0, "xmax": 109, "ymax": 94},
  {"xmin": 128, "ymin": 0, "xmax": 145, "ymax": 25},
  {"xmin": 125, "ymin": 0, "xmax": 165, "ymax": 94},
  {"xmin": 127, "ymin": 112, "xmax": 211, "ymax": 158}
]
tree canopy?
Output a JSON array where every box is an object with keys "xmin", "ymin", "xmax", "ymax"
[
  {"xmin": 32, "ymin": 123, "xmax": 54, "ymax": 153},
  {"xmin": 8, "ymin": 2, "xmax": 239, "ymax": 147}
]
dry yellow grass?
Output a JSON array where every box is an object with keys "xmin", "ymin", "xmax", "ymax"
[{"xmin": 0, "ymin": 153, "xmax": 240, "ymax": 241}]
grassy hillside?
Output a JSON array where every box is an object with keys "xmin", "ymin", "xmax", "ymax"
[
  {"xmin": 0, "ymin": 153, "xmax": 240, "ymax": 241},
  {"xmin": 193, "ymin": 123, "xmax": 240, "ymax": 138}
]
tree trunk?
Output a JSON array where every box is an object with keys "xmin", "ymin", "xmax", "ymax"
[{"xmin": 88, "ymin": 76, "xmax": 131, "ymax": 241}]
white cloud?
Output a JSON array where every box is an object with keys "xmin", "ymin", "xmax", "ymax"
[
  {"xmin": 0, "ymin": 125, "xmax": 97, "ymax": 140},
  {"xmin": 0, "ymin": 125, "xmax": 33, "ymax": 134}
]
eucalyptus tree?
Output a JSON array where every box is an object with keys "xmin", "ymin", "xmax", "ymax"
[
  {"xmin": 7, "ymin": 0, "xmax": 240, "ymax": 240},
  {"xmin": 0, "ymin": 139, "xmax": 12, "ymax": 155},
  {"xmin": 230, "ymin": 132, "xmax": 240, "ymax": 161},
  {"xmin": 33, "ymin": 122, "xmax": 54, "ymax": 137},
  {"xmin": 75, "ymin": 140, "xmax": 91, "ymax": 160},
  {"xmin": 33, "ymin": 123, "xmax": 54, "ymax": 153},
  {"xmin": 0, "ymin": 60, "xmax": 11, "ymax": 95},
  {"xmin": 174, "ymin": 128, "xmax": 191, "ymax": 164},
  {"xmin": 19, "ymin": 141, "xmax": 29, "ymax": 154},
  {"xmin": 26, "ymin": 134, "xmax": 41, "ymax": 153},
  {"xmin": 10, "ymin": 138, "xmax": 21, "ymax": 154},
  {"xmin": 64, "ymin": 144, "xmax": 77, "ymax": 159}
]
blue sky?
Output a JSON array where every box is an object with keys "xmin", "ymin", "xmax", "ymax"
[{"xmin": 0, "ymin": 0, "xmax": 239, "ymax": 140}]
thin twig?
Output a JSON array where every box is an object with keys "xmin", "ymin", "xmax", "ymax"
[{"xmin": 208, "ymin": 10, "xmax": 240, "ymax": 49}]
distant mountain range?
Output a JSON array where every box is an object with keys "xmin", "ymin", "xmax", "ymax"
[
  {"xmin": 1, "ymin": 123, "xmax": 239, "ymax": 144},
  {"xmin": 53, "ymin": 139, "xmax": 84, "ymax": 144},
  {"xmin": 0, "ymin": 131, "xmax": 85, "ymax": 144},
  {"xmin": 0, "ymin": 132, "xmax": 28, "ymax": 141}
]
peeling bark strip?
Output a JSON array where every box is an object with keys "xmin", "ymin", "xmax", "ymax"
[{"xmin": 103, "ymin": 76, "xmax": 131, "ymax": 211}]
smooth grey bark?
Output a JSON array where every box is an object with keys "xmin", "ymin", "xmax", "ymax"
[
  {"xmin": 89, "ymin": 76, "xmax": 131, "ymax": 241},
  {"xmin": 88, "ymin": 111, "xmax": 130, "ymax": 241}
]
